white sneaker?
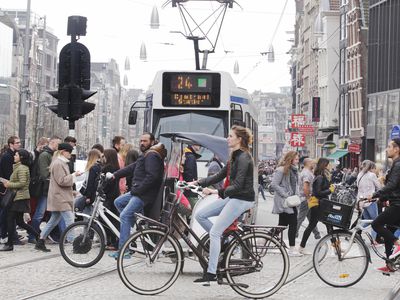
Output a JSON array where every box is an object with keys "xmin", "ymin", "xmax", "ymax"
[
  {"xmin": 298, "ymin": 246, "xmax": 311, "ymax": 255},
  {"xmin": 288, "ymin": 248, "xmax": 303, "ymax": 257},
  {"xmin": 0, "ymin": 237, "xmax": 7, "ymax": 244}
]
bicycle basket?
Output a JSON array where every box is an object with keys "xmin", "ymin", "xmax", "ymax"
[{"xmin": 318, "ymin": 198, "xmax": 355, "ymax": 229}]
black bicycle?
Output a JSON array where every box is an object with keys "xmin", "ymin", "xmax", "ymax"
[{"xmin": 117, "ymin": 181, "xmax": 289, "ymax": 298}]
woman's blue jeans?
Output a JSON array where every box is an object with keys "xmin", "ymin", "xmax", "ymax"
[
  {"xmin": 196, "ymin": 197, "xmax": 254, "ymax": 274},
  {"xmin": 362, "ymin": 201, "xmax": 379, "ymax": 240}
]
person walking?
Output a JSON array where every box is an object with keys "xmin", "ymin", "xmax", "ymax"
[
  {"xmin": 0, "ymin": 136, "xmax": 21, "ymax": 244},
  {"xmin": 357, "ymin": 160, "xmax": 381, "ymax": 244},
  {"xmin": 0, "ymin": 150, "xmax": 39, "ymax": 251},
  {"xmin": 299, "ymin": 158, "xmax": 333, "ymax": 254},
  {"xmin": 258, "ymin": 170, "xmax": 266, "ymax": 201},
  {"xmin": 35, "ymin": 143, "xmax": 81, "ymax": 252},
  {"xmin": 296, "ymin": 158, "xmax": 321, "ymax": 240},
  {"xmin": 192, "ymin": 125, "xmax": 255, "ymax": 285},
  {"xmin": 102, "ymin": 148, "xmax": 121, "ymax": 250},
  {"xmin": 112, "ymin": 136, "xmax": 126, "ymax": 195},
  {"xmin": 271, "ymin": 151, "xmax": 302, "ymax": 256},
  {"xmin": 28, "ymin": 136, "xmax": 61, "ymax": 243}
]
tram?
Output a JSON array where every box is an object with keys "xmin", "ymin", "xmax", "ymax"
[{"xmin": 129, "ymin": 70, "xmax": 258, "ymax": 177}]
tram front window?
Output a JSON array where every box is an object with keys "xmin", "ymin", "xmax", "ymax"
[{"xmin": 155, "ymin": 112, "xmax": 226, "ymax": 161}]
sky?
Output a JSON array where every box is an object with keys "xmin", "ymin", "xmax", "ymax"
[{"xmin": 0, "ymin": 0, "xmax": 295, "ymax": 93}]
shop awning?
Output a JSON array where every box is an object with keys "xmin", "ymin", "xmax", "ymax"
[{"xmin": 327, "ymin": 149, "xmax": 348, "ymax": 160}]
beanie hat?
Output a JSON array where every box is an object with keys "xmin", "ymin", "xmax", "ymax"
[{"xmin": 58, "ymin": 143, "xmax": 73, "ymax": 153}]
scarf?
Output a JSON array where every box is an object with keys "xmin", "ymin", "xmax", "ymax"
[{"xmin": 289, "ymin": 165, "xmax": 298, "ymax": 195}]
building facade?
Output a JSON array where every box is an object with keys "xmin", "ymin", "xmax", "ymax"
[
  {"xmin": 1, "ymin": 9, "xmax": 63, "ymax": 149},
  {"xmin": 337, "ymin": 0, "xmax": 369, "ymax": 168},
  {"xmin": 366, "ymin": 0, "xmax": 400, "ymax": 165}
]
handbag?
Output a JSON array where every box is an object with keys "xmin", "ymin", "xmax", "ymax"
[
  {"xmin": 0, "ymin": 189, "xmax": 17, "ymax": 209},
  {"xmin": 283, "ymin": 195, "xmax": 301, "ymax": 208},
  {"xmin": 308, "ymin": 196, "xmax": 319, "ymax": 208}
]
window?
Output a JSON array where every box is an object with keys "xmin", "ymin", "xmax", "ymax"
[
  {"xmin": 45, "ymin": 76, "xmax": 51, "ymax": 89},
  {"xmin": 46, "ymin": 54, "xmax": 51, "ymax": 69},
  {"xmin": 367, "ymin": 97, "xmax": 376, "ymax": 126}
]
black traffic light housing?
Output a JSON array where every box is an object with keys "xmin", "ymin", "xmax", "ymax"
[{"xmin": 48, "ymin": 16, "xmax": 96, "ymax": 129}]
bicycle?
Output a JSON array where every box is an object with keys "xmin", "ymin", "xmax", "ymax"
[
  {"xmin": 59, "ymin": 173, "xmax": 121, "ymax": 268},
  {"xmin": 313, "ymin": 199, "xmax": 400, "ymax": 287},
  {"xmin": 117, "ymin": 181, "xmax": 289, "ymax": 299}
]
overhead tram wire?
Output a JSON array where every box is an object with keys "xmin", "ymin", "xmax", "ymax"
[{"xmin": 238, "ymin": 0, "xmax": 289, "ymax": 84}]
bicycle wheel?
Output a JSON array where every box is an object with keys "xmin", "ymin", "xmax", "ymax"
[
  {"xmin": 59, "ymin": 221, "xmax": 105, "ymax": 268},
  {"xmin": 117, "ymin": 229, "xmax": 183, "ymax": 295},
  {"xmin": 313, "ymin": 230, "xmax": 369, "ymax": 287},
  {"xmin": 224, "ymin": 231, "xmax": 289, "ymax": 299}
]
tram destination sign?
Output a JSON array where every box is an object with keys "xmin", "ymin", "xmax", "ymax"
[{"xmin": 162, "ymin": 72, "xmax": 221, "ymax": 107}]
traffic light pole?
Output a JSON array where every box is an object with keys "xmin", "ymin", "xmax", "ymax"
[{"xmin": 69, "ymin": 33, "xmax": 78, "ymax": 130}]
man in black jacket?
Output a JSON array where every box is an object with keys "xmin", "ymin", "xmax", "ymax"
[
  {"xmin": 370, "ymin": 138, "xmax": 400, "ymax": 273},
  {"xmin": 0, "ymin": 136, "xmax": 21, "ymax": 242},
  {"xmin": 109, "ymin": 133, "xmax": 165, "ymax": 257}
]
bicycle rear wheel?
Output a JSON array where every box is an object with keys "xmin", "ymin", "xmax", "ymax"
[
  {"xmin": 117, "ymin": 228, "xmax": 183, "ymax": 295},
  {"xmin": 59, "ymin": 221, "xmax": 105, "ymax": 268},
  {"xmin": 224, "ymin": 231, "xmax": 289, "ymax": 299},
  {"xmin": 313, "ymin": 231, "xmax": 369, "ymax": 287}
]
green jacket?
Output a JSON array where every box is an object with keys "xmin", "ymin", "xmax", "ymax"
[{"xmin": 7, "ymin": 162, "xmax": 30, "ymax": 201}]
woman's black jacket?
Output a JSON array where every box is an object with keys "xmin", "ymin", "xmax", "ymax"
[
  {"xmin": 312, "ymin": 174, "xmax": 331, "ymax": 200},
  {"xmin": 198, "ymin": 149, "xmax": 255, "ymax": 202}
]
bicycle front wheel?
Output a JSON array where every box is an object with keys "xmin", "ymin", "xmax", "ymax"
[
  {"xmin": 313, "ymin": 231, "xmax": 369, "ymax": 287},
  {"xmin": 224, "ymin": 231, "xmax": 289, "ymax": 299},
  {"xmin": 59, "ymin": 221, "xmax": 105, "ymax": 268},
  {"xmin": 117, "ymin": 229, "xmax": 183, "ymax": 295}
]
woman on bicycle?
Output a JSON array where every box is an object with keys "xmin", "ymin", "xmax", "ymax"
[
  {"xmin": 191, "ymin": 125, "xmax": 255, "ymax": 285},
  {"xmin": 369, "ymin": 138, "xmax": 400, "ymax": 272},
  {"xmin": 271, "ymin": 150, "xmax": 302, "ymax": 256},
  {"xmin": 299, "ymin": 158, "xmax": 333, "ymax": 254}
]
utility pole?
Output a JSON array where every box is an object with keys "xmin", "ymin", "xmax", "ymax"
[{"xmin": 20, "ymin": 0, "xmax": 31, "ymax": 147}]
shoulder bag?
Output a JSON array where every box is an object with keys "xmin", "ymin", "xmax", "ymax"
[
  {"xmin": 0, "ymin": 189, "xmax": 16, "ymax": 209},
  {"xmin": 283, "ymin": 195, "xmax": 301, "ymax": 208}
]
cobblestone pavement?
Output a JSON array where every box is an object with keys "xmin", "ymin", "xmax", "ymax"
[{"xmin": 0, "ymin": 194, "xmax": 399, "ymax": 299}]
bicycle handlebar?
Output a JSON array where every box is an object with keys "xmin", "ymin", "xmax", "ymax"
[{"xmin": 176, "ymin": 181, "xmax": 203, "ymax": 195}]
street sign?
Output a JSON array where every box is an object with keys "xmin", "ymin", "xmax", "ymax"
[
  {"xmin": 312, "ymin": 97, "xmax": 320, "ymax": 122},
  {"xmin": 290, "ymin": 132, "xmax": 305, "ymax": 147},
  {"xmin": 298, "ymin": 125, "xmax": 315, "ymax": 135},
  {"xmin": 348, "ymin": 143, "xmax": 361, "ymax": 153},
  {"xmin": 291, "ymin": 114, "xmax": 306, "ymax": 128},
  {"xmin": 391, "ymin": 125, "xmax": 400, "ymax": 139}
]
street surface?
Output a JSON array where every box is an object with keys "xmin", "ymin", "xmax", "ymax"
[{"xmin": 1, "ymin": 193, "xmax": 399, "ymax": 300}]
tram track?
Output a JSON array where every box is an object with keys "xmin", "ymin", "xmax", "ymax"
[
  {"xmin": 20, "ymin": 265, "xmax": 117, "ymax": 299},
  {"xmin": 0, "ymin": 253, "xmax": 60, "ymax": 270}
]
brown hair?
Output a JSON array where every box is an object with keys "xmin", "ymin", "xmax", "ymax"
[
  {"xmin": 120, "ymin": 143, "xmax": 134, "ymax": 161},
  {"xmin": 85, "ymin": 149, "xmax": 102, "ymax": 171},
  {"xmin": 231, "ymin": 125, "xmax": 253, "ymax": 152},
  {"xmin": 103, "ymin": 148, "xmax": 119, "ymax": 171},
  {"xmin": 278, "ymin": 151, "xmax": 299, "ymax": 175}
]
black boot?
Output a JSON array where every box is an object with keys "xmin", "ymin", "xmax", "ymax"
[
  {"xmin": 0, "ymin": 244, "xmax": 14, "ymax": 251},
  {"xmin": 35, "ymin": 239, "xmax": 51, "ymax": 252}
]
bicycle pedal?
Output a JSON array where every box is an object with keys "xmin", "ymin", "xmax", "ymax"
[{"xmin": 217, "ymin": 280, "xmax": 249, "ymax": 289}]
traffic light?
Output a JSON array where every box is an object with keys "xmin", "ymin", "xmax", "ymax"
[{"xmin": 47, "ymin": 16, "xmax": 96, "ymax": 129}]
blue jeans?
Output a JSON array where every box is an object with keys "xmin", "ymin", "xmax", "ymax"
[
  {"xmin": 196, "ymin": 197, "xmax": 254, "ymax": 274},
  {"xmin": 29, "ymin": 195, "xmax": 47, "ymax": 240},
  {"xmin": 40, "ymin": 211, "xmax": 74, "ymax": 241},
  {"xmin": 74, "ymin": 196, "xmax": 93, "ymax": 216},
  {"xmin": 363, "ymin": 201, "xmax": 378, "ymax": 240},
  {"xmin": 114, "ymin": 193, "xmax": 144, "ymax": 250}
]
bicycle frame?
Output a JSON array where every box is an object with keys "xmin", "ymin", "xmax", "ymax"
[
  {"xmin": 76, "ymin": 194, "xmax": 121, "ymax": 241},
  {"xmin": 134, "ymin": 187, "xmax": 286, "ymax": 274}
]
